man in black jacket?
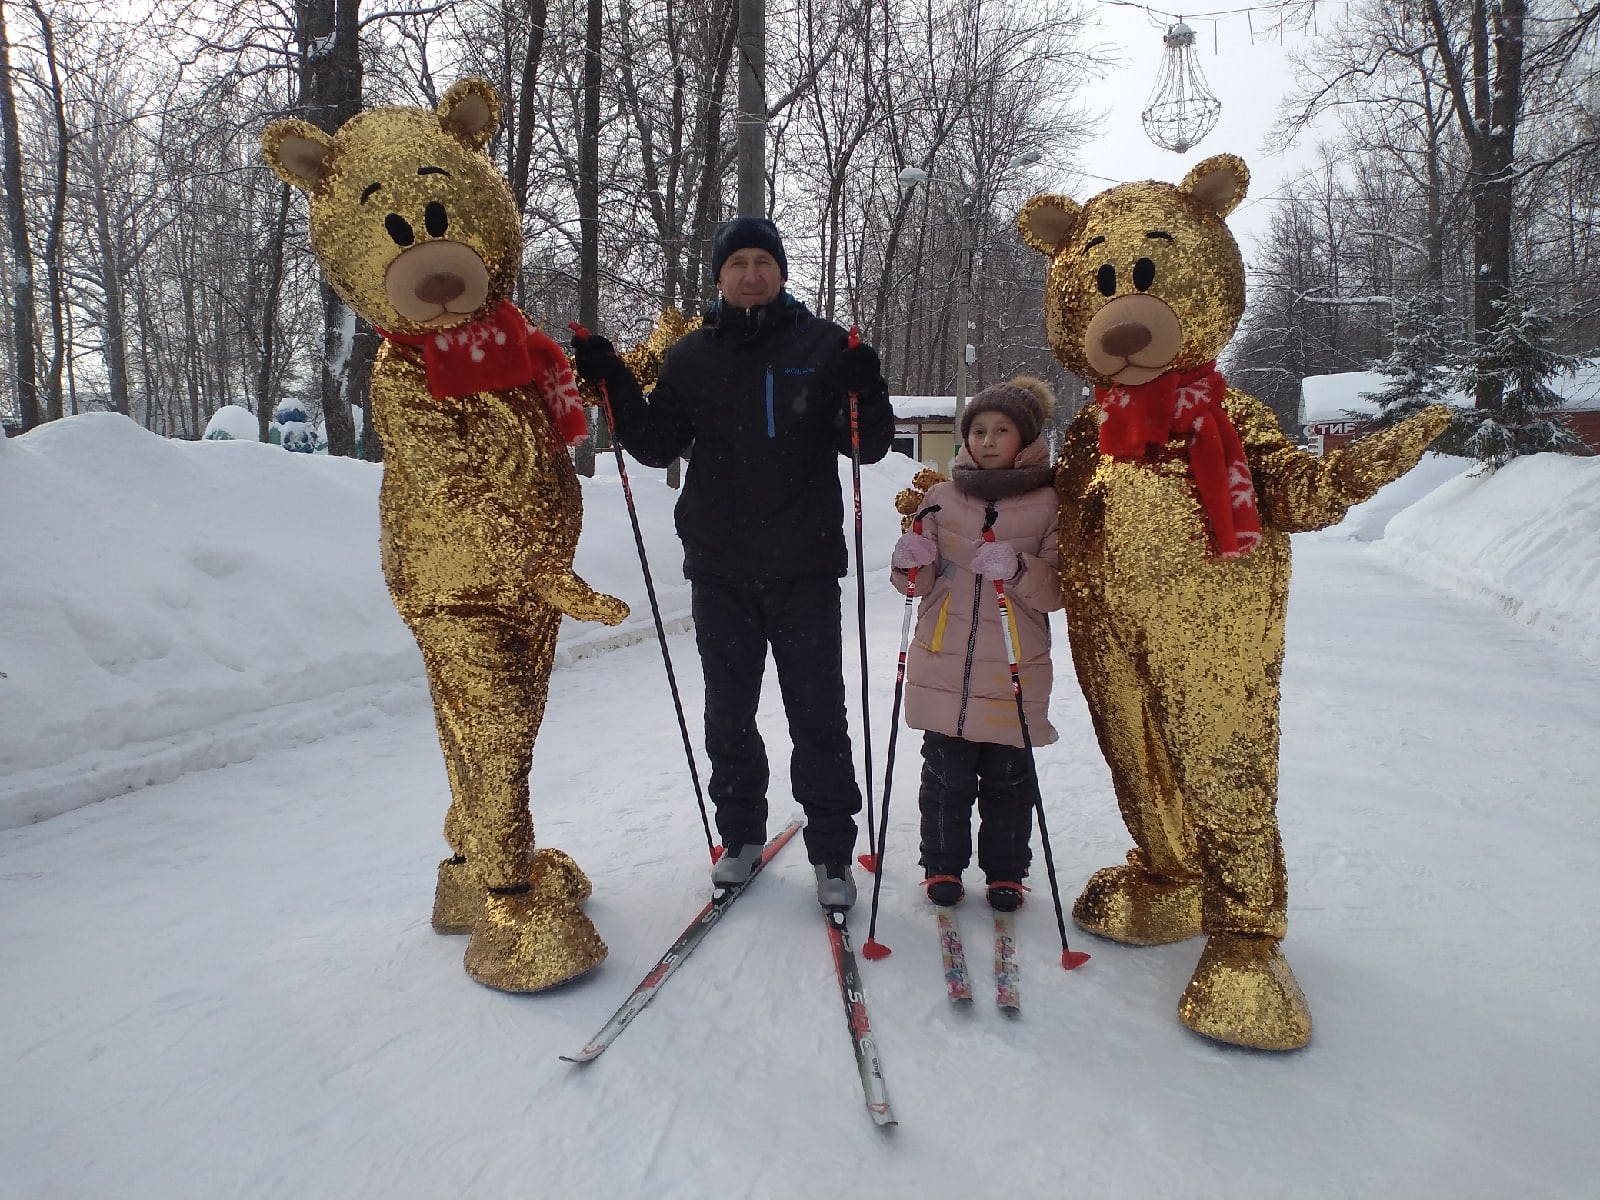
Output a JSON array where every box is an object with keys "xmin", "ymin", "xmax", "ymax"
[{"xmin": 571, "ymin": 216, "xmax": 894, "ymax": 909}]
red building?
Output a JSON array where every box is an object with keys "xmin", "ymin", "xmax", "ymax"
[{"xmin": 1299, "ymin": 363, "xmax": 1600, "ymax": 456}]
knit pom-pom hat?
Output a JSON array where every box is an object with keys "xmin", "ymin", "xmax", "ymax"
[{"xmin": 959, "ymin": 375, "xmax": 1055, "ymax": 447}]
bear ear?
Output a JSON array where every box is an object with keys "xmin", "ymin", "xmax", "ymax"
[
  {"xmin": 262, "ymin": 120, "xmax": 335, "ymax": 190},
  {"xmin": 1180, "ymin": 154, "xmax": 1250, "ymax": 218},
  {"xmin": 1017, "ymin": 193, "xmax": 1082, "ymax": 257},
  {"xmin": 437, "ymin": 78, "xmax": 501, "ymax": 149}
]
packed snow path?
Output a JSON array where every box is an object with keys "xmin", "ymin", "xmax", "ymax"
[{"xmin": 3, "ymin": 536, "xmax": 1597, "ymax": 1199}]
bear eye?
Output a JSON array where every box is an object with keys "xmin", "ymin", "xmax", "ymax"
[
  {"xmin": 1133, "ymin": 257, "xmax": 1156, "ymax": 291},
  {"xmin": 1096, "ymin": 263, "xmax": 1117, "ymax": 297},
  {"xmin": 385, "ymin": 214, "xmax": 415, "ymax": 246},
  {"xmin": 424, "ymin": 201, "xmax": 448, "ymax": 238}
]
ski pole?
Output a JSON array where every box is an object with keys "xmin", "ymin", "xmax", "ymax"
[
  {"xmin": 570, "ymin": 323, "xmax": 717, "ymax": 863},
  {"xmin": 980, "ymin": 505, "xmax": 1089, "ymax": 971},
  {"xmin": 845, "ymin": 326, "xmax": 879, "ymax": 873},
  {"xmin": 862, "ymin": 503, "xmax": 940, "ymax": 960}
]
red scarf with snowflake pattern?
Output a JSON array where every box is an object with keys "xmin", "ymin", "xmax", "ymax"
[
  {"xmin": 1096, "ymin": 360, "xmax": 1263, "ymax": 558},
  {"xmin": 379, "ymin": 300, "xmax": 589, "ymax": 446}
]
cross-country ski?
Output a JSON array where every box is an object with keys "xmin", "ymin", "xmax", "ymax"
[{"xmin": 561, "ymin": 821, "xmax": 802, "ymax": 1063}]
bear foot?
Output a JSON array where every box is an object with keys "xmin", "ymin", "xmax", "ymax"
[
  {"xmin": 1177, "ymin": 932, "xmax": 1312, "ymax": 1051},
  {"xmin": 463, "ymin": 849, "xmax": 606, "ymax": 992},
  {"xmin": 433, "ymin": 847, "xmax": 590, "ymax": 935},
  {"xmin": 1071, "ymin": 863, "xmax": 1203, "ymax": 945},
  {"xmin": 432, "ymin": 857, "xmax": 479, "ymax": 935}
]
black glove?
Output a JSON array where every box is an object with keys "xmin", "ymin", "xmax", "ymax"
[
  {"xmin": 570, "ymin": 330, "xmax": 621, "ymax": 387},
  {"xmin": 838, "ymin": 338, "xmax": 883, "ymax": 396}
]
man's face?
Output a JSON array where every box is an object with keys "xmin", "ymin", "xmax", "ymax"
[{"xmin": 717, "ymin": 248, "xmax": 784, "ymax": 308}]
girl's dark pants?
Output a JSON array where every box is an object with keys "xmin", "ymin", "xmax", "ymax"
[{"xmin": 917, "ymin": 730, "xmax": 1034, "ymax": 882}]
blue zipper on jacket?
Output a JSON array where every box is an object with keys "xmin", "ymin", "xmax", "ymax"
[{"xmin": 764, "ymin": 365, "xmax": 776, "ymax": 438}]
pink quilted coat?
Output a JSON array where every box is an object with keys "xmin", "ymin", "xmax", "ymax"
[{"xmin": 890, "ymin": 439, "xmax": 1063, "ymax": 748}]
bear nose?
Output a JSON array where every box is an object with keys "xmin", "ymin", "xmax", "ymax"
[
  {"xmin": 1100, "ymin": 322, "xmax": 1152, "ymax": 358},
  {"xmin": 414, "ymin": 272, "xmax": 467, "ymax": 305}
]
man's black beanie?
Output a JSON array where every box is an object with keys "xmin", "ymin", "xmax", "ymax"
[{"xmin": 711, "ymin": 216, "xmax": 788, "ymax": 282}]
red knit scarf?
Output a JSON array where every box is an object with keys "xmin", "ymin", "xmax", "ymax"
[
  {"xmin": 379, "ymin": 300, "xmax": 589, "ymax": 446},
  {"xmin": 1096, "ymin": 360, "xmax": 1263, "ymax": 558}
]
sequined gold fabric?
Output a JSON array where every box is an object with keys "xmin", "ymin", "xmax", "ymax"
[
  {"xmin": 464, "ymin": 852, "xmax": 606, "ymax": 992},
  {"xmin": 1020, "ymin": 155, "xmax": 1250, "ymax": 388},
  {"xmin": 1177, "ymin": 932, "xmax": 1312, "ymax": 1051},
  {"xmin": 572, "ymin": 306, "xmax": 703, "ymax": 406},
  {"xmin": 432, "ymin": 856, "xmax": 478, "ymax": 934},
  {"xmin": 263, "ymin": 83, "xmax": 625, "ymax": 988},
  {"xmin": 1070, "ymin": 860, "xmax": 1202, "ymax": 946},
  {"xmin": 895, "ymin": 468, "xmax": 950, "ymax": 531},
  {"xmin": 1021, "ymin": 155, "xmax": 1450, "ymax": 1049}
]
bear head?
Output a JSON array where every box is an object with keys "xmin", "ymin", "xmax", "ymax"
[
  {"xmin": 1017, "ymin": 154, "xmax": 1249, "ymax": 388},
  {"xmin": 261, "ymin": 79, "xmax": 518, "ymax": 336}
]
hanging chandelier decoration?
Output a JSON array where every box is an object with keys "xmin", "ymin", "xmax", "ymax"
[{"xmin": 1140, "ymin": 19, "xmax": 1222, "ymax": 154}]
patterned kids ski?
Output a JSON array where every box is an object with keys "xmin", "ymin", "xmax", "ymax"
[
  {"xmin": 994, "ymin": 908, "xmax": 1021, "ymax": 1014},
  {"xmin": 935, "ymin": 906, "xmax": 973, "ymax": 1003}
]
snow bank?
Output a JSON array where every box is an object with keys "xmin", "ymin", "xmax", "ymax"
[
  {"xmin": 1375, "ymin": 454, "xmax": 1600, "ymax": 662},
  {"xmin": 1312, "ymin": 450, "xmax": 1600, "ymax": 661},
  {"xmin": 0, "ymin": 413, "xmax": 919, "ymax": 830},
  {"xmin": 7, "ymin": 410, "xmax": 1593, "ymax": 831}
]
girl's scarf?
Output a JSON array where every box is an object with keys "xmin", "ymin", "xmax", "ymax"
[
  {"xmin": 379, "ymin": 300, "xmax": 589, "ymax": 446},
  {"xmin": 950, "ymin": 435, "xmax": 1054, "ymax": 500},
  {"xmin": 1096, "ymin": 360, "xmax": 1262, "ymax": 558}
]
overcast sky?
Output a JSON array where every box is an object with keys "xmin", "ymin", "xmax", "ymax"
[{"xmin": 1063, "ymin": 0, "xmax": 1327, "ymax": 258}]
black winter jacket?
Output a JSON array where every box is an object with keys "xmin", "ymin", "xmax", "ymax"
[{"xmin": 609, "ymin": 293, "xmax": 895, "ymax": 584}]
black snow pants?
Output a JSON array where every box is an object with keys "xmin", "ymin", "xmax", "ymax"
[
  {"xmin": 917, "ymin": 730, "xmax": 1034, "ymax": 882},
  {"xmin": 691, "ymin": 575, "xmax": 861, "ymax": 865}
]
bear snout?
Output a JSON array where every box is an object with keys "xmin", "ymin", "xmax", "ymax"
[
  {"xmin": 1100, "ymin": 322, "xmax": 1152, "ymax": 357},
  {"xmin": 415, "ymin": 272, "xmax": 468, "ymax": 305},
  {"xmin": 383, "ymin": 239, "xmax": 492, "ymax": 325},
  {"xmin": 1082, "ymin": 293, "xmax": 1184, "ymax": 382}
]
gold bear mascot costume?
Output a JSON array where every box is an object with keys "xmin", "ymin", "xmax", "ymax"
[
  {"xmin": 262, "ymin": 80, "xmax": 628, "ymax": 993},
  {"xmin": 1019, "ymin": 155, "xmax": 1450, "ymax": 1050}
]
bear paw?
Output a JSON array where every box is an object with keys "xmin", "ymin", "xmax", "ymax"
[
  {"xmin": 464, "ymin": 890, "xmax": 608, "ymax": 993},
  {"xmin": 1177, "ymin": 932, "xmax": 1312, "ymax": 1051},
  {"xmin": 529, "ymin": 567, "xmax": 629, "ymax": 626},
  {"xmin": 1071, "ymin": 863, "xmax": 1203, "ymax": 945},
  {"xmin": 431, "ymin": 856, "xmax": 481, "ymax": 935}
]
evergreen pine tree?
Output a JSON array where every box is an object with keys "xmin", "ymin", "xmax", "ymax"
[
  {"xmin": 1359, "ymin": 294, "xmax": 1461, "ymax": 429},
  {"xmin": 1456, "ymin": 286, "xmax": 1586, "ymax": 470}
]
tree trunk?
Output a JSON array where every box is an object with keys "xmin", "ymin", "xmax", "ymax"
[
  {"xmin": 572, "ymin": 0, "xmax": 603, "ymax": 475},
  {"xmin": 300, "ymin": 0, "xmax": 365, "ymax": 457},
  {"xmin": 509, "ymin": 0, "xmax": 549, "ymax": 215},
  {"xmin": 0, "ymin": 0, "xmax": 40, "ymax": 431},
  {"xmin": 1426, "ymin": 0, "xmax": 1526, "ymax": 415},
  {"xmin": 90, "ymin": 166, "xmax": 133, "ymax": 417},
  {"xmin": 256, "ymin": 185, "xmax": 291, "ymax": 443},
  {"xmin": 27, "ymin": 0, "xmax": 67, "ymax": 422}
]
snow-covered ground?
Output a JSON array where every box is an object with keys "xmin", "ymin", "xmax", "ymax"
[{"xmin": 3, "ymin": 415, "xmax": 1598, "ymax": 1199}]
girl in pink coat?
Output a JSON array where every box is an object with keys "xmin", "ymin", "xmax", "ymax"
[{"xmin": 890, "ymin": 376, "xmax": 1063, "ymax": 911}]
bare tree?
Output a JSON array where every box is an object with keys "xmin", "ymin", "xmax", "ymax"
[{"xmin": 0, "ymin": 0, "xmax": 41, "ymax": 430}]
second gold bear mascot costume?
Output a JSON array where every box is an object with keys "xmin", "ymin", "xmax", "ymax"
[
  {"xmin": 262, "ymin": 80, "xmax": 628, "ymax": 993},
  {"xmin": 1020, "ymin": 155, "xmax": 1450, "ymax": 1050}
]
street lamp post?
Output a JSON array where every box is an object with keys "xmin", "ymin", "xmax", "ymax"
[
  {"xmin": 952, "ymin": 195, "xmax": 975, "ymax": 430},
  {"xmin": 899, "ymin": 150, "xmax": 1041, "ymax": 436}
]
